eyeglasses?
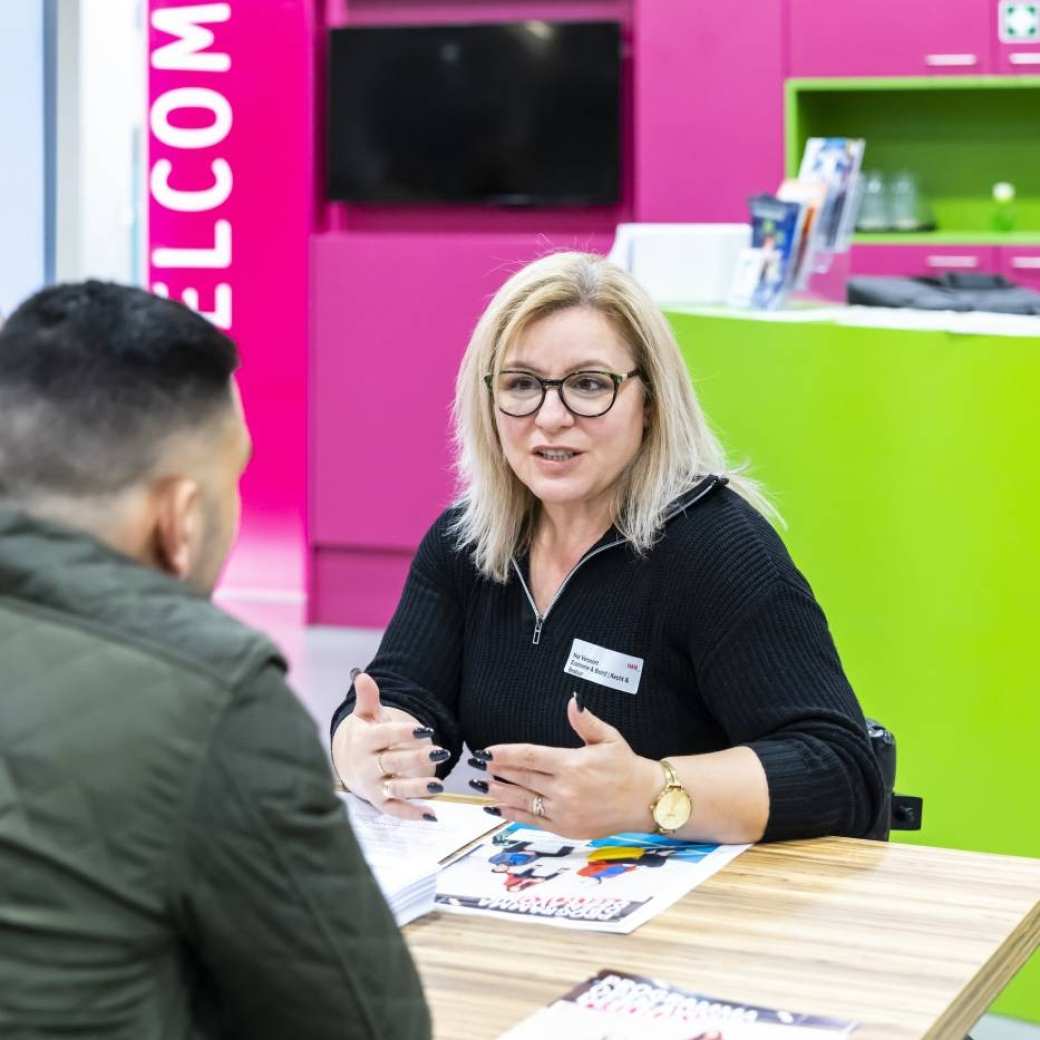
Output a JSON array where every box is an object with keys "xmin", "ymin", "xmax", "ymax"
[{"xmin": 484, "ymin": 369, "xmax": 642, "ymax": 418}]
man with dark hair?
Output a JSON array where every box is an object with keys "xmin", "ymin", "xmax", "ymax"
[{"xmin": 0, "ymin": 282, "xmax": 430, "ymax": 1039}]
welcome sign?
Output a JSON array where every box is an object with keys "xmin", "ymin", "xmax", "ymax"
[{"xmin": 146, "ymin": 1, "xmax": 312, "ymax": 598}]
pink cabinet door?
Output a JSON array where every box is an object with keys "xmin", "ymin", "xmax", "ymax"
[
  {"xmin": 633, "ymin": 0, "xmax": 783, "ymax": 221},
  {"xmin": 310, "ymin": 231, "xmax": 615, "ymax": 551},
  {"xmin": 789, "ymin": 0, "xmax": 991, "ymax": 76},
  {"xmin": 851, "ymin": 244, "xmax": 999, "ymax": 277},
  {"xmin": 995, "ymin": 0, "xmax": 1040, "ymax": 72},
  {"xmin": 1000, "ymin": 245, "xmax": 1040, "ymax": 290}
]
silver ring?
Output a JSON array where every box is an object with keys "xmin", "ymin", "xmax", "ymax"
[
  {"xmin": 531, "ymin": 795, "xmax": 545, "ymax": 818},
  {"xmin": 383, "ymin": 778, "xmax": 394, "ymax": 801},
  {"xmin": 376, "ymin": 752, "xmax": 391, "ymax": 777}
]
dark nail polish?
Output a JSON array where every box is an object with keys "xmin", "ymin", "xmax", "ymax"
[
  {"xmin": 482, "ymin": 806, "xmax": 502, "ymax": 817},
  {"xmin": 426, "ymin": 781, "xmax": 444, "ymax": 794},
  {"xmin": 574, "ymin": 690, "xmax": 585, "ymax": 712},
  {"xmin": 429, "ymin": 748, "xmax": 450, "ymax": 763},
  {"xmin": 413, "ymin": 726, "xmax": 435, "ymax": 740},
  {"xmin": 422, "ymin": 813, "xmax": 437, "ymax": 822},
  {"xmin": 349, "ymin": 667, "xmax": 361, "ymax": 682},
  {"xmin": 468, "ymin": 779, "xmax": 489, "ymax": 794},
  {"xmin": 472, "ymin": 749, "xmax": 494, "ymax": 762},
  {"xmin": 467, "ymin": 756, "xmax": 487, "ymax": 771}
]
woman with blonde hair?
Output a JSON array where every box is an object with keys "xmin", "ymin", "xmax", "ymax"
[{"xmin": 331, "ymin": 252, "xmax": 883, "ymax": 843}]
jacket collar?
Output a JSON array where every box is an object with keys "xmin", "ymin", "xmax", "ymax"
[
  {"xmin": 661, "ymin": 473, "xmax": 728, "ymax": 525},
  {"xmin": 0, "ymin": 506, "xmax": 285, "ymax": 681}
]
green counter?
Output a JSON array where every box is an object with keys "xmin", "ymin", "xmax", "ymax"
[{"xmin": 667, "ymin": 308, "xmax": 1040, "ymax": 1021}]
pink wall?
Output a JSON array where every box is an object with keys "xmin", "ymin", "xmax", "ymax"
[
  {"xmin": 633, "ymin": 2, "xmax": 784, "ymax": 220},
  {"xmin": 309, "ymin": 1, "xmax": 785, "ymax": 626},
  {"xmin": 146, "ymin": 1, "xmax": 314, "ymax": 606}
]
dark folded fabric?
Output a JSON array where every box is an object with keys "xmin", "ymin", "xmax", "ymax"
[{"xmin": 847, "ymin": 272, "xmax": 1040, "ymax": 314}]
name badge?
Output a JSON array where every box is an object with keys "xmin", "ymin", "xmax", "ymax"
[{"xmin": 564, "ymin": 638, "xmax": 643, "ymax": 695}]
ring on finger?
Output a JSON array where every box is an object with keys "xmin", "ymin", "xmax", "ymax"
[
  {"xmin": 531, "ymin": 795, "xmax": 546, "ymax": 818},
  {"xmin": 376, "ymin": 752, "xmax": 392, "ymax": 778},
  {"xmin": 383, "ymin": 778, "xmax": 395, "ymax": 801}
]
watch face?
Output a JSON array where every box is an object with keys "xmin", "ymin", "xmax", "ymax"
[{"xmin": 654, "ymin": 788, "xmax": 692, "ymax": 831}]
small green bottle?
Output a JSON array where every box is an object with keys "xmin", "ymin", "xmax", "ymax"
[{"xmin": 993, "ymin": 182, "xmax": 1016, "ymax": 233}]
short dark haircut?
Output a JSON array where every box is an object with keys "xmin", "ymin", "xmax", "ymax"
[{"xmin": 0, "ymin": 280, "xmax": 239, "ymax": 500}]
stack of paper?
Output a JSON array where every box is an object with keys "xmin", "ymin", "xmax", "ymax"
[{"xmin": 340, "ymin": 794, "xmax": 501, "ymax": 926}]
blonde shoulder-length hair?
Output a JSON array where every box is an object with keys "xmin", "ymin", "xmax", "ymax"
[{"xmin": 451, "ymin": 251, "xmax": 777, "ymax": 582}]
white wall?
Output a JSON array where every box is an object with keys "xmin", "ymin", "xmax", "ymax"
[
  {"xmin": 55, "ymin": 0, "xmax": 145, "ymax": 286},
  {"xmin": 0, "ymin": 1, "xmax": 47, "ymax": 316}
]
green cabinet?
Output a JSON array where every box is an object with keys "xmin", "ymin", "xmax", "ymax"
[{"xmin": 667, "ymin": 307, "xmax": 1040, "ymax": 1021}]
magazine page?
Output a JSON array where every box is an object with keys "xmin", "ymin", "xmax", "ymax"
[
  {"xmin": 497, "ymin": 969, "xmax": 858, "ymax": 1039},
  {"xmin": 435, "ymin": 824, "xmax": 748, "ymax": 934}
]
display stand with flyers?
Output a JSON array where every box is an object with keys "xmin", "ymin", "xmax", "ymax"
[{"xmin": 729, "ymin": 138, "xmax": 864, "ymax": 311}]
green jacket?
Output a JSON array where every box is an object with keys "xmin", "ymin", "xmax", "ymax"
[{"xmin": 0, "ymin": 509, "xmax": 430, "ymax": 1040}]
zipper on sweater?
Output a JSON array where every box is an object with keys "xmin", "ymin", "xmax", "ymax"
[
  {"xmin": 511, "ymin": 477, "xmax": 725, "ymax": 646},
  {"xmin": 511, "ymin": 537, "xmax": 626, "ymax": 645}
]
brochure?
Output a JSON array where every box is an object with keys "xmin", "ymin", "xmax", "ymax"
[
  {"xmin": 497, "ymin": 969, "xmax": 858, "ymax": 1039},
  {"xmin": 341, "ymin": 794, "xmax": 503, "ymax": 925},
  {"xmin": 776, "ymin": 177, "xmax": 828, "ymax": 291},
  {"xmin": 797, "ymin": 137, "xmax": 865, "ymax": 255},
  {"xmin": 435, "ymin": 823, "xmax": 748, "ymax": 934},
  {"xmin": 727, "ymin": 247, "xmax": 768, "ymax": 308},
  {"xmin": 746, "ymin": 195, "xmax": 807, "ymax": 310}
]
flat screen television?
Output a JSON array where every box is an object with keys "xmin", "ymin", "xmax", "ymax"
[{"xmin": 326, "ymin": 21, "xmax": 621, "ymax": 206}]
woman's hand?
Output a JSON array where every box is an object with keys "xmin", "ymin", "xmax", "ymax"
[
  {"xmin": 331, "ymin": 672, "xmax": 450, "ymax": 822},
  {"xmin": 472, "ymin": 696, "xmax": 661, "ymax": 839}
]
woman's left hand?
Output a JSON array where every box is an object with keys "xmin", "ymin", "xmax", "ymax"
[{"xmin": 473, "ymin": 696, "xmax": 662, "ymax": 840}]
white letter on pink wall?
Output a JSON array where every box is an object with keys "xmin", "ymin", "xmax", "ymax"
[
  {"xmin": 152, "ymin": 218, "xmax": 231, "ymax": 268},
  {"xmin": 151, "ymin": 4, "xmax": 231, "ymax": 71},
  {"xmin": 152, "ymin": 281, "xmax": 232, "ymax": 330},
  {"xmin": 150, "ymin": 158, "xmax": 232, "ymax": 211},
  {"xmin": 150, "ymin": 87, "xmax": 232, "ymax": 149}
]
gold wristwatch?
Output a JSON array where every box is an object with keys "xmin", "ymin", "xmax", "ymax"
[{"xmin": 649, "ymin": 758, "xmax": 693, "ymax": 834}]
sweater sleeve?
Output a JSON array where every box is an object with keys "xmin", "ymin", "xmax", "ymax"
[
  {"xmin": 330, "ymin": 513, "xmax": 466, "ymax": 775},
  {"xmin": 172, "ymin": 664, "xmax": 431, "ymax": 1040},
  {"xmin": 695, "ymin": 574, "xmax": 886, "ymax": 842}
]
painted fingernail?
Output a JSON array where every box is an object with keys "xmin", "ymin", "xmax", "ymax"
[
  {"xmin": 468, "ymin": 778, "xmax": 489, "ymax": 794},
  {"xmin": 467, "ymin": 757, "xmax": 487, "ymax": 771},
  {"xmin": 429, "ymin": 748, "xmax": 450, "ymax": 763},
  {"xmin": 423, "ymin": 813, "xmax": 438, "ymax": 822},
  {"xmin": 426, "ymin": 781, "xmax": 444, "ymax": 794},
  {"xmin": 573, "ymin": 690, "xmax": 585, "ymax": 712},
  {"xmin": 472, "ymin": 749, "xmax": 494, "ymax": 762},
  {"xmin": 349, "ymin": 667, "xmax": 362, "ymax": 681},
  {"xmin": 482, "ymin": 806, "xmax": 502, "ymax": 817},
  {"xmin": 413, "ymin": 726, "xmax": 435, "ymax": 740}
]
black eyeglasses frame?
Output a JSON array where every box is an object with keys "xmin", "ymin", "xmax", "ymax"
[{"xmin": 483, "ymin": 368, "xmax": 643, "ymax": 418}]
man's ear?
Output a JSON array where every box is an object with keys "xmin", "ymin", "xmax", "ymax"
[{"xmin": 152, "ymin": 477, "xmax": 202, "ymax": 581}]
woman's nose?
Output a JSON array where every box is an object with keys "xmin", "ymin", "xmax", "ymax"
[{"xmin": 534, "ymin": 386, "xmax": 574, "ymax": 428}]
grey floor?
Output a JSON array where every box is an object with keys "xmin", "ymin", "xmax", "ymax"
[{"xmin": 225, "ymin": 599, "xmax": 1040, "ymax": 1040}]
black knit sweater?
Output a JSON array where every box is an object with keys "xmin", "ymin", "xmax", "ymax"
[{"xmin": 331, "ymin": 478, "xmax": 885, "ymax": 842}]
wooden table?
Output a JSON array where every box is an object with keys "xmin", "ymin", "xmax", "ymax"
[{"xmin": 406, "ymin": 836, "xmax": 1040, "ymax": 1040}]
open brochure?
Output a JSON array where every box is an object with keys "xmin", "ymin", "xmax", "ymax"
[
  {"xmin": 435, "ymin": 823, "xmax": 748, "ymax": 934},
  {"xmin": 497, "ymin": 970, "xmax": 858, "ymax": 1039},
  {"xmin": 341, "ymin": 794, "xmax": 501, "ymax": 925}
]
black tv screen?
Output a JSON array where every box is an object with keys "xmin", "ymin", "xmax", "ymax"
[{"xmin": 326, "ymin": 21, "xmax": 621, "ymax": 206}]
